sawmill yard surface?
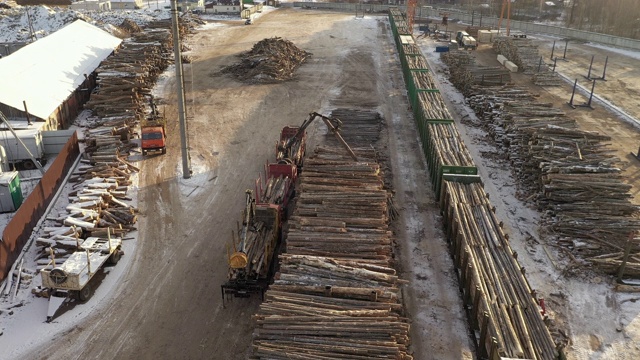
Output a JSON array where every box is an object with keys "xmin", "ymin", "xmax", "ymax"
[
  {"xmin": 1, "ymin": 8, "xmax": 469, "ymax": 360},
  {"xmin": 1, "ymin": 6, "xmax": 640, "ymax": 360}
]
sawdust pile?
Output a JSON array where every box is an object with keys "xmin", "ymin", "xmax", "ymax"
[{"xmin": 223, "ymin": 37, "xmax": 311, "ymax": 83}]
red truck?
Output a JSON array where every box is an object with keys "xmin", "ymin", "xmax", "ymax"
[{"xmin": 141, "ymin": 123, "xmax": 166, "ymax": 156}]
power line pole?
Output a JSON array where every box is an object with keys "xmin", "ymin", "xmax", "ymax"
[{"xmin": 170, "ymin": 0, "xmax": 192, "ymax": 179}]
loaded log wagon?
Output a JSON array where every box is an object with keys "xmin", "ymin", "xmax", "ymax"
[
  {"xmin": 40, "ymin": 233, "xmax": 123, "ymax": 322},
  {"xmin": 221, "ymin": 112, "xmax": 357, "ymax": 305}
]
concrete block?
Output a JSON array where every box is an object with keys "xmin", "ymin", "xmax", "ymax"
[
  {"xmin": 504, "ymin": 60, "xmax": 519, "ymax": 72},
  {"xmin": 477, "ymin": 30, "xmax": 492, "ymax": 43},
  {"xmin": 497, "ymin": 54, "xmax": 508, "ymax": 65}
]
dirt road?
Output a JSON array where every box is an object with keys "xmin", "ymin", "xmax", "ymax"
[{"xmin": 25, "ymin": 9, "xmax": 473, "ymax": 360}]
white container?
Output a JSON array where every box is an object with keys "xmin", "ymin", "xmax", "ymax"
[{"xmin": 504, "ymin": 60, "xmax": 519, "ymax": 72}]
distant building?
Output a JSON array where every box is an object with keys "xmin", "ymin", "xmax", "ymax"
[
  {"xmin": 205, "ymin": 0, "xmax": 240, "ymax": 13},
  {"xmin": 0, "ymin": 20, "xmax": 122, "ymax": 129},
  {"xmin": 16, "ymin": 0, "xmax": 71, "ymax": 6},
  {"xmin": 110, "ymin": 0, "xmax": 143, "ymax": 9},
  {"xmin": 69, "ymin": 0, "xmax": 111, "ymax": 11}
]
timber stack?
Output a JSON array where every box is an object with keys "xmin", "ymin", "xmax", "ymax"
[
  {"xmin": 441, "ymin": 181, "xmax": 559, "ymax": 359},
  {"xmin": 441, "ymin": 51, "xmax": 511, "ymax": 95},
  {"xmin": 452, "ymin": 79, "xmax": 640, "ymax": 272},
  {"xmin": 493, "ymin": 37, "xmax": 561, "ymax": 85},
  {"xmin": 252, "ymin": 145, "xmax": 411, "ymax": 359}
]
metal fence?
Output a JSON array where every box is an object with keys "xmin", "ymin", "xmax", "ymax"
[{"xmin": 291, "ymin": 2, "xmax": 640, "ymax": 50}]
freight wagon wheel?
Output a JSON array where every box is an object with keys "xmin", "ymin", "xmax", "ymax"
[
  {"xmin": 108, "ymin": 250, "xmax": 122, "ymax": 265},
  {"xmin": 49, "ymin": 268, "xmax": 68, "ymax": 285},
  {"xmin": 78, "ymin": 285, "xmax": 92, "ymax": 302},
  {"xmin": 23, "ymin": 160, "xmax": 35, "ymax": 170}
]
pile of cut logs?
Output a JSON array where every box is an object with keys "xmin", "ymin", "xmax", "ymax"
[
  {"xmin": 85, "ymin": 27, "xmax": 173, "ymax": 121},
  {"xmin": 448, "ymin": 78, "xmax": 640, "ymax": 271},
  {"xmin": 427, "ymin": 123, "xmax": 475, "ymax": 167},
  {"xmin": 328, "ymin": 108, "xmax": 382, "ymax": 149},
  {"xmin": 252, "ymin": 147, "xmax": 411, "ymax": 359},
  {"xmin": 407, "ymin": 54, "xmax": 428, "ymax": 69},
  {"xmin": 493, "ymin": 36, "xmax": 561, "ymax": 85},
  {"xmin": 441, "ymin": 51, "xmax": 511, "ymax": 95},
  {"xmin": 35, "ymin": 159, "xmax": 138, "ymax": 272},
  {"xmin": 223, "ymin": 37, "xmax": 311, "ymax": 83},
  {"xmin": 441, "ymin": 180, "xmax": 559, "ymax": 359}
]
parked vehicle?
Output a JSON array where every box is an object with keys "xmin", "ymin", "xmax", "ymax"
[{"xmin": 141, "ymin": 121, "xmax": 166, "ymax": 155}]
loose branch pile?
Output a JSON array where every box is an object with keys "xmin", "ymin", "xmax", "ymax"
[{"xmin": 223, "ymin": 37, "xmax": 311, "ymax": 83}]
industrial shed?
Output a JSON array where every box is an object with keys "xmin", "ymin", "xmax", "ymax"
[{"xmin": 0, "ymin": 20, "xmax": 122, "ymax": 130}]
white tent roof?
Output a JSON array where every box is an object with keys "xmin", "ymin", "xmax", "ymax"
[{"xmin": 0, "ymin": 20, "xmax": 122, "ymax": 120}]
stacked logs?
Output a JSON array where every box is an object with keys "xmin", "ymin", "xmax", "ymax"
[
  {"xmin": 441, "ymin": 180, "xmax": 558, "ymax": 359},
  {"xmin": 34, "ymin": 172, "xmax": 138, "ymax": 273},
  {"xmin": 493, "ymin": 36, "xmax": 560, "ymax": 85},
  {"xmin": 451, "ymin": 80, "xmax": 640, "ymax": 269},
  {"xmin": 427, "ymin": 123, "xmax": 474, "ymax": 167},
  {"xmin": 406, "ymin": 54, "xmax": 428, "ymax": 69},
  {"xmin": 223, "ymin": 37, "xmax": 311, "ymax": 83},
  {"xmin": 328, "ymin": 108, "xmax": 382, "ymax": 148},
  {"xmin": 85, "ymin": 27, "xmax": 173, "ymax": 120},
  {"xmin": 252, "ymin": 147, "xmax": 411, "ymax": 359},
  {"xmin": 411, "ymin": 71, "xmax": 453, "ymax": 120},
  {"xmin": 441, "ymin": 51, "xmax": 511, "ymax": 96}
]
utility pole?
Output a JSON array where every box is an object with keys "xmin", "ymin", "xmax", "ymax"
[{"xmin": 170, "ymin": 0, "xmax": 192, "ymax": 179}]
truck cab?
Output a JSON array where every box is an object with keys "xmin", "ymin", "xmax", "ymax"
[{"xmin": 141, "ymin": 125, "xmax": 166, "ymax": 155}]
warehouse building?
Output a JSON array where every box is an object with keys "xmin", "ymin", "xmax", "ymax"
[{"xmin": 0, "ymin": 20, "xmax": 122, "ymax": 130}]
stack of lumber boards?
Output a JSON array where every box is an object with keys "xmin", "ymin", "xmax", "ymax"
[
  {"xmin": 441, "ymin": 181, "xmax": 558, "ymax": 359},
  {"xmin": 447, "ymin": 78, "xmax": 640, "ymax": 271},
  {"xmin": 252, "ymin": 148, "xmax": 411, "ymax": 359}
]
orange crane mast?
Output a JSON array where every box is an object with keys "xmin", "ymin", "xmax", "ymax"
[
  {"xmin": 407, "ymin": 0, "xmax": 417, "ymax": 32},
  {"xmin": 498, "ymin": 0, "xmax": 512, "ymax": 36}
]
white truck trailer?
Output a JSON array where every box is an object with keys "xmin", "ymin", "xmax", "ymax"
[{"xmin": 40, "ymin": 235, "xmax": 123, "ymax": 322}]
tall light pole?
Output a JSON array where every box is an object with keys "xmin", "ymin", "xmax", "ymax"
[{"xmin": 170, "ymin": 0, "xmax": 192, "ymax": 179}]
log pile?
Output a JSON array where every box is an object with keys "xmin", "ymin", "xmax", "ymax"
[
  {"xmin": 223, "ymin": 37, "xmax": 311, "ymax": 83},
  {"xmin": 407, "ymin": 54, "xmax": 428, "ymax": 69},
  {"xmin": 328, "ymin": 109, "xmax": 382, "ymax": 149},
  {"xmin": 427, "ymin": 123, "xmax": 474, "ymax": 167},
  {"xmin": 417, "ymin": 90, "xmax": 453, "ymax": 120},
  {"xmin": 252, "ymin": 147, "xmax": 411, "ymax": 359},
  {"xmin": 260, "ymin": 176, "xmax": 290, "ymax": 205},
  {"xmin": 35, "ymin": 172, "xmax": 138, "ymax": 272},
  {"xmin": 441, "ymin": 51, "xmax": 512, "ymax": 95},
  {"xmin": 446, "ymin": 77, "xmax": 640, "ymax": 270},
  {"xmin": 85, "ymin": 27, "xmax": 173, "ymax": 121},
  {"xmin": 441, "ymin": 180, "xmax": 559, "ymax": 359},
  {"xmin": 229, "ymin": 220, "xmax": 276, "ymax": 281},
  {"xmin": 402, "ymin": 43, "xmax": 421, "ymax": 56},
  {"xmin": 492, "ymin": 36, "xmax": 561, "ymax": 85}
]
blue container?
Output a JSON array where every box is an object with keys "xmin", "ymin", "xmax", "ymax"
[{"xmin": 435, "ymin": 46, "xmax": 449, "ymax": 53}]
